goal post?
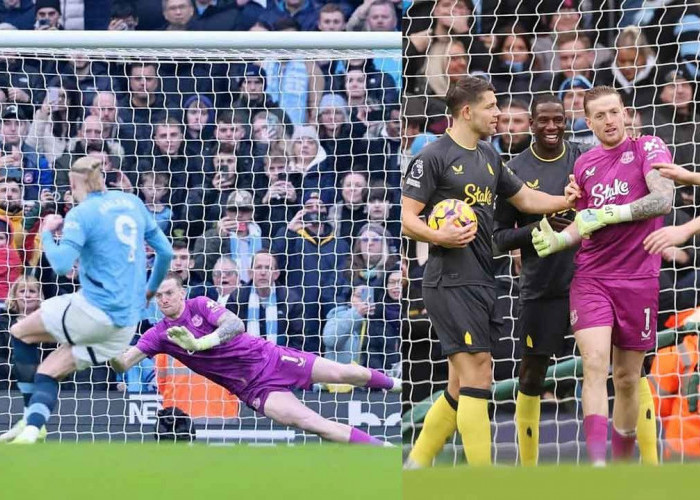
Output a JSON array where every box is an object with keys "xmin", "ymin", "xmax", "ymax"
[{"xmin": 0, "ymin": 31, "xmax": 402, "ymax": 444}]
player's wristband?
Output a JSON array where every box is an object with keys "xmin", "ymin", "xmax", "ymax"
[{"xmin": 195, "ymin": 333, "xmax": 221, "ymax": 351}]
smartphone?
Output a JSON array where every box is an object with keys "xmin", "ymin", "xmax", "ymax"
[
  {"xmin": 47, "ymin": 87, "xmax": 60, "ymax": 105},
  {"xmin": 36, "ymin": 18, "xmax": 50, "ymax": 28},
  {"xmin": 359, "ymin": 287, "xmax": 373, "ymax": 304},
  {"xmin": 105, "ymin": 171, "xmax": 119, "ymax": 187}
]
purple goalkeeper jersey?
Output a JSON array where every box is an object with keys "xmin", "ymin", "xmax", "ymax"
[
  {"xmin": 573, "ymin": 135, "xmax": 672, "ymax": 279},
  {"xmin": 136, "ymin": 296, "xmax": 283, "ymax": 398}
]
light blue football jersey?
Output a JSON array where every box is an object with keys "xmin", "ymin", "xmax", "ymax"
[{"xmin": 61, "ymin": 191, "xmax": 159, "ymax": 327}]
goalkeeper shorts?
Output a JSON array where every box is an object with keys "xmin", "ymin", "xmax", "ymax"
[
  {"xmin": 422, "ymin": 284, "xmax": 499, "ymax": 356},
  {"xmin": 517, "ymin": 297, "xmax": 573, "ymax": 356},
  {"xmin": 569, "ymin": 276, "xmax": 658, "ymax": 351},
  {"xmin": 40, "ymin": 292, "xmax": 136, "ymax": 370}
]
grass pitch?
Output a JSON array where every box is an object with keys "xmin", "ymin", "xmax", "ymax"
[
  {"xmin": 404, "ymin": 463, "xmax": 700, "ymax": 500},
  {"xmin": 0, "ymin": 443, "xmax": 400, "ymax": 500}
]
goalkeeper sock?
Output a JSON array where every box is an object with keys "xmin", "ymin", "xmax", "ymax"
[
  {"xmin": 637, "ymin": 377, "xmax": 658, "ymax": 465},
  {"xmin": 408, "ymin": 391, "xmax": 458, "ymax": 467},
  {"xmin": 364, "ymin": 369, "xmax": 394, "ymax": 390},
  {"xmin": 516, "ymin": 391, "xmax": 541, "ymax": 466},
  {"xmin": 11, "ymin": 336, "xmax": 39, "ymax": 415},
  {"xmin": 458, "ymin": 387, "xmax": 492, "ymax": 466},
  {"xmin": 348, "ymin": 427, "xmax": 383, "ymax": 446},
  {"xmin": 583, "ymin": 414, "xmax": 608, "ymax": 465},
  {"xmin": 26, "ymin": 374, "xmax": 58, "ymax": 429},
  {"xmin": 611, "ymin": 426, "xmax": 636, "ymax": 461}
]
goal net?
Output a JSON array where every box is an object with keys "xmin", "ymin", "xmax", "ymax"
[
  {"xmin": 0, "ymin": 31, "xmax": 401, "ymax": 444},
  {"xmin": 402, "ymin": 0, "xmax": 700, "ymax": 463}
]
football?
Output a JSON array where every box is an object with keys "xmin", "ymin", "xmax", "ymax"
[{"xmin": 427, "ymin": 199, "xmax": 477, "ymax": 230}]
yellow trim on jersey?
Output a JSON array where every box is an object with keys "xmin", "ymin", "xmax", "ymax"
[
  {"xmin": 530, "ymin": 143, "xmax": 566, "ymax": 163},
  {"xmin": 446, "ymin": 128, "xmax": 477, "ymax": 150}
]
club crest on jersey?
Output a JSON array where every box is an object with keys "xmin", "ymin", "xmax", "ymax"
[
  {"xmin": 526, "ymin": 179, "xmax": 540, "ymax": 190},
  {"xmin": 570, "ymin": 310, "xmax": 579, "ymax": 326},
  {"xmin": 584, "ymin": 166, "xmax": 596, "ymax": 179},
  {"xmin": 451, "ymin": 164, "xmax": 464, "ymax": 174},
  {"xmin": 411, "ymin": 159, "xmax": 424, "ymax": 179},
  {"xmin": 621, "ymin": 151, "xmax": 634, "ymax": 164},
  {"xmin": 192, "ymin": 315, "xmax": 203, "ymax": 327},
  {"xmin": 590, "ymin": 179, "xmax": 629, "ymax": 207}
]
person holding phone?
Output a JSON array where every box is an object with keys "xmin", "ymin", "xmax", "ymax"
[{"xmin": 33, "ymin": 0, "xmax": 61, "ymax": 30}]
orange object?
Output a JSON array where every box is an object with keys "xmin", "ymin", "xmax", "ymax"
[
  {"xmin": 649, "ymin": 334, "xmax": 700, "ymax": 458},
  {"xmin": 154, "ymin": 354, "xmax": 239, "ymax": 419}
]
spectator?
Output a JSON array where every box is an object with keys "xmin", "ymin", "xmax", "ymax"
[
  {"xmin": 0, "ymin": 218, "xmax": 21, "ymax": 303},
  {"xmin": 262, "ymin": 57, "xmax": 323, "ymax": 126},
  {"xmin": 88, "ymin": 149, "xmax": 133, "ymax": 193},
  {"xmin": 559, "ymin": 74, "xmax": 596, "ymax": 145},
  {"xmin": 289, "ymin": 125, "xmax": 333, "ymax": 205},
  {"xmin": 641, "ymin": 67, "xmax": 700, "ymax": 172},
  {"xmin": 207, "ymin": 109, "xmax": 255, "ymax": 190},
  {"xmin": 107, "ymin": 0, "xmax": 139, "ymax": 31},
  {"xmin": 552, "ymin": 32, "xmax": 600, "ymax": 90},
  {"xmin": 169, "ymin": 239, "xmax": 209, "ymax": 299},
  {"xmin": 323, "ymin": 284, "xmax": 374, "ymax": 364},
  {"xmin": 0, "ymin": 0, "xmax": 34, "ymax": 30},
  {"xmin": 208, "ymin": 255, "xmax": 240, "ymax": 307},
  {"xmin": 317, "ymin": 3, "xmax": 346, "ymax": 31},
  {"xmin": 492, "ymin": 98, "xmax": 531, "ymax": 161},
  {"xmin": 366, "ymin": 186, "xmax": 400, "ymax": 254},
  {"xmin": 183, "ymin": 95, "xmax": 214, "ymax": 159},
  {"xmin": 235, "ymin": 251, "xmax": 305, "ymax": 349},
  {"xmin": 34, "ymin": 0, "xmax": 62, "ymax": 30},
  {"xmin": 489, "ymin": 25, "xmax": 551, "ymax": 98},
  {"xmin": 328, "ymin": 171, "xmax": 369, "ymax": 243},
  {"xmin": 0, "ymin": 178, "xmax": 42, "ymax": 267},
  {"xmin": 250, "ymin": 109, "xmax": 291, "ymax": 158},
  {"xmin": 367, "ymin": 104, "xmax": 401, "ymax": 197},
  {"xmin": 267, "ymin": 0, "xmax": 320, "ymax": 31},
  {"xmin": 234, "ymin": 64, "xmax": 291, "ymax": 136},
  {"xmin": 0, "ymin": 276, "xmax": 43, "ymax": 389},
  {"xmin": 405, "ymin": 38, "xmax": 469, "ymax": 97},
  {"xmin": 348, "ymin": 0, "xmax": 400, "ymax": 32},
  {"xmin": 347, "ymin": 222, "xmax": 398, "ymax": 291},
  {"xmin": 161, "ymin": 0, "xmax": 194, "ymax": 30},
  {"xmin": 317, "ymin": 93, "xmax": 368, "ymax": 180},
  {"xmin": 138, "ymin": 170, "xmax": 172, "ymax": 235},
  {"xmin": 24, "ymin": 86, "xmax": 74, "ymax": 166},
  {"xmin": 193, "ymin": 190, "xmax": 268, "ymax": 283},
  {"xmin": 202, "ymin": 146, "xmax": 239, "ymax": 222},
  {"xmin": 272, "ymin": 190, "xmax": 350, "ymax": 354},
  {"xmin": 597, "ymin": 26, "xmax": 658, "ymax": 109},
  {"xmin": 89, "ymin": 91, "xmax": 133, "ymax": 169},
  {"xmin": 0, "ymin": 104, "xmax": 48, "ymax": 200},
  {"xmin": 253, "ymin": 144, "xmax": 301, "ymax": 239},
  {"xmin": 188, "ymin": 0, "xmax": 246, "ymax": 31},
  {"xmin": 54, "ymin": 52, "xmax": 114, "ymax": 112}
]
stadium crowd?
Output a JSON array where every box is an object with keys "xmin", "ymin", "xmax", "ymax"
[
  {"xmin": 402, "ymin": 0, "xmax": 700, "ymax": 455},
  {"xmin": 0, "ymin": 0, "xmax": 402, "ymax": 400}
]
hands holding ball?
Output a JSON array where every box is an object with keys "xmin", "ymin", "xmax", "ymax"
[{"xmin": 428, "ymin": 199, "xmax": 478, "ymax": 248}]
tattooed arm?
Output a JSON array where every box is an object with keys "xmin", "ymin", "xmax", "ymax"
[
  {"xmin": 575, "ymin": 169, "xmax": 674, "ymax": 238},
  {"xmin": 167, "ymin": 311, "xmax": 246, "ymax": 351},
  {"xmin": 629, "ymin": 169, "xmax": 675, "ymax": 220}
]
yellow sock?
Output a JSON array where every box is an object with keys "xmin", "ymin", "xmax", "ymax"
[
  {"xmin": 457, "ymin": 389, "xmax": 492, "ymax": 466},
  {"xmin": 637, "ymin": 377, "xmax": 658, "ymax": 465},
  {"xmin": 516, "ymin": 392, "xmax": 541, "ymax": 466},
  {"xmin": 408, "ymin": 393, "xmax": 458, "ymax": 467}
]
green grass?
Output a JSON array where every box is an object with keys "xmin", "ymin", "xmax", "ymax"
[
  {"xmin": 0, "ymin": 443, "xmax": 400, "ymax": 500},
  {"xmin": 404, "ymin": 464, "xmax": 700, "ymax": 500}
]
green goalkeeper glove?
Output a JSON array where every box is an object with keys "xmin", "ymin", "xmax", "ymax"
[
  {"xmin": 167, "ymin": 326, "xmax": 221, "ymax": 351},
  {"xmin": 574, "ymin": 204, "xmax": 632, "ymax": 239},
  {"xmin": 531, "ymin": 217, "xmax": 573, "ymax": 257}
]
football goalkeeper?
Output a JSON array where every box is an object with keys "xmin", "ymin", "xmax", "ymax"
[
  {"xmin": 111, "ymin": 273, "xmax": 400, "ymax": 445},
  {"xmin": 530, "ymin": 86, "xmax": 674, "ymax": 465}
]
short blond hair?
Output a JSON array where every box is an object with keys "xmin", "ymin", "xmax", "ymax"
[
  {"xmin": 70, "ymin": 156, "xmax": 104, "ymax": 193},
  {"xmin": 6, "ymin": 275, "xmax": 42, "ymax": 314}
]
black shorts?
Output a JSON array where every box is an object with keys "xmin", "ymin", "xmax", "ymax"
[
  {"xmin": 517, "ymin": 297, "xmax": 572, "ymax": 357},
  {"xmin": 423, "ymin": 284, "xmax": 498, "ymax": 356}
]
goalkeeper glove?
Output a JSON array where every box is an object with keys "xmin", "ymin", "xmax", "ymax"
[
  {"xmin": 574, "ymin": 204, "xmax": 632, "ymax": 239},
  {"xmin": 531, "ymin": 217, "xmax": 573, "ymax": 257},
  {"xmin": 167, "ymin": 326, "xmax": 221, "ymax": 351}
]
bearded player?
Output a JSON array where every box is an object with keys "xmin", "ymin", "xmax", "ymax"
[
  {"xmin": 402, "ymin": 76, "xmax": 577, "ymax": 467},
  {"xmin": 111, "ymin": 273, "xmax": 401, "ymax": 445},
  {"xmin": 531, "ymin": 86, "xmax": 674, "ymax": 465},
  {"xmin": 494, "ymin": 93, "xmax": 658, "ymax": 465}
]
